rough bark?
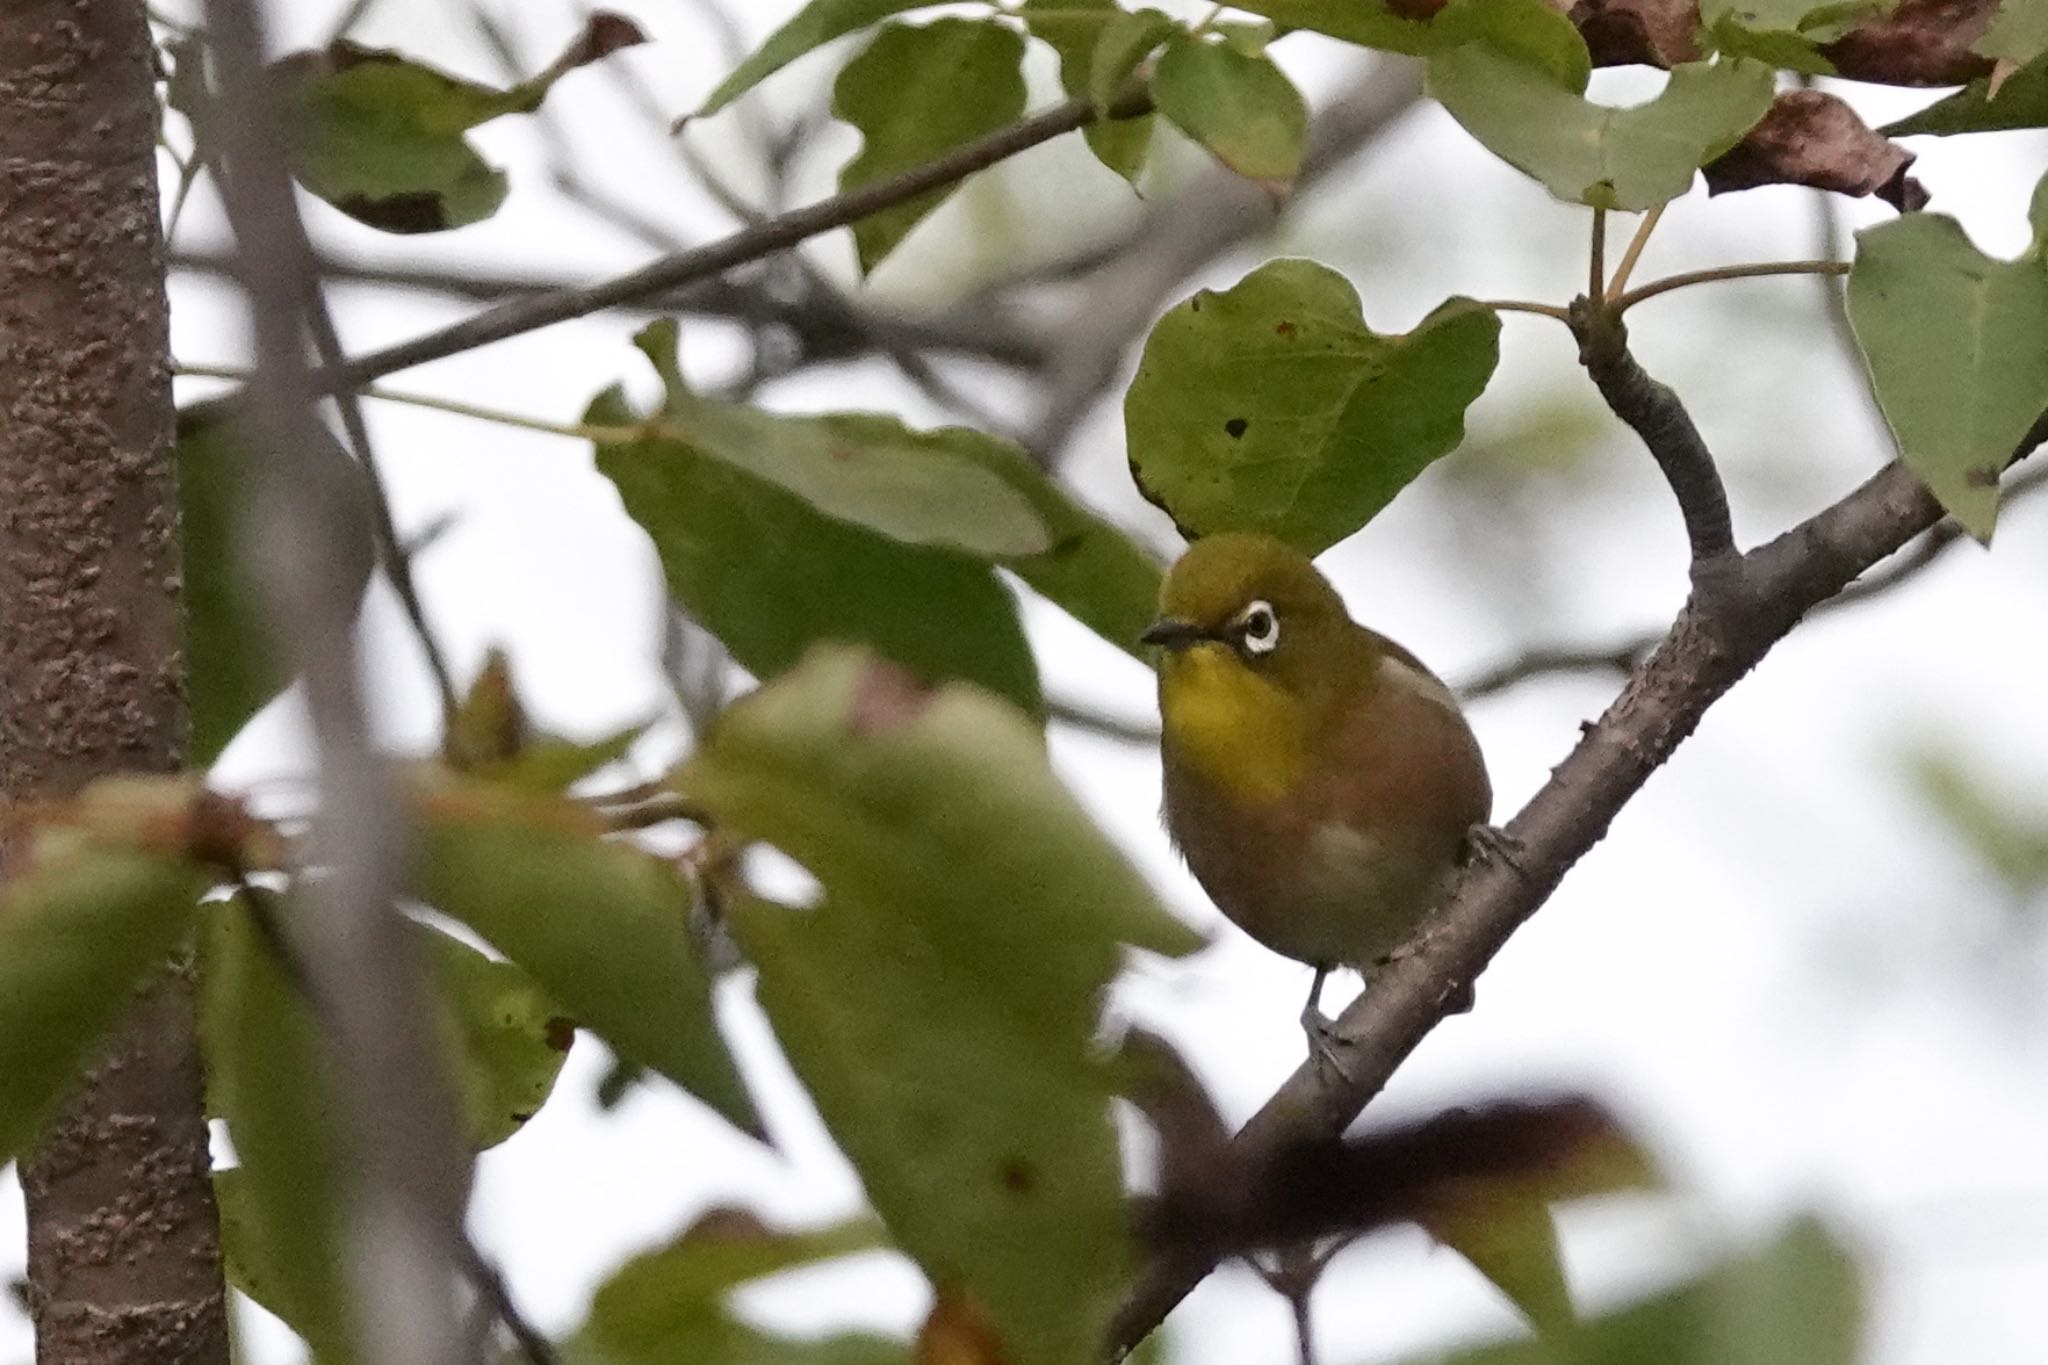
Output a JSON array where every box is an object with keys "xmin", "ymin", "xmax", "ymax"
[{"xmin": 0, "ymin": 2, "xmax": 229, "ymax": 1362}]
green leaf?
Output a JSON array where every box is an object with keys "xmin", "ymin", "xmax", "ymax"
[
  {"xmin": 1428, "ymin": 43, "xmax": 1775, "ymax": 210},
  {"xmin": 833, "ymin": 19, "xmax": 1028, "ymax": 273},
  {"xmin": 275, "ymin": 15, "xmax": 646, "ymax": 232},
  {"xmin": 0, "ymin": 829, "xmax": 207, "ymax": 1165},
  {"xmin": 1884, "ymin": 53, "xmax": 2048, "ymax": 135},
  {"xmin": 203, "ymin": 897, "xmax": 353, "ymax": 1361},
  {"xmin": 681, "ymin": 648, "xmax": 1200, "ymax": 1365},
  {"xmin": 1427, "ymin": 1200, "xmax": 1573, "ymax": 1334},
  {"xmin": 413, "ymin": 776, "xmax": 762, "ymax": 1138},
  {"xmin": 618, "ymin": 322, "xmax": 1162, "ymax": 655},
  {"xmin": 1022, "ymin": 0, "xmax": 1162, "ymax": 185},
  {"xmin": 1124, "ymin": 259, "xmax": 1501, "ymax": 555},
  {"xmin": 1150, "ymin": 32, "xmax": 1307, "ymax": 187},
  {"xmin": 417, "ymin": 920, "xmax": 574, "ymax": 1149},
  {"xmin": 590, "ymin": 325, "xmax": 1043, "ymax": 713},
  {"xmin": 696, "ymin": 0, "xmax": 943, "ymax": 117},
  {"xmin": 1979, "ymin": 0, "xmax": 2048, "ymax": 68},
  {"xmin": 574, "ymin": 1208, "xmax": 895, "ymax": 1365},
  {"xmin": 1219, "ymin": 0, "xmax": 1438, "ymax": 55},
  {"xmin": 177, "ymin": 407, "xmax": 375, "ymax": 767},
  {"xmin": 1091, "ymin": 8, "xmax": 1179, "ymax": 110},
  {"xmin": 1396, "ymin": 1216, "xmax": 1861, "ymax": 1365},
  {"xmin": 1846, "ymin": 182, "xmax": 2048, "ymax": 541},
  {"xmin": 1699, "ymin": 0, "xmax": 1888, "ymax": 71}
]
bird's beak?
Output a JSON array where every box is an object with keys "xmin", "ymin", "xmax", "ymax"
[{"xmin": 1140, "ymin": 618, "xmax": 1209, "ymax": 651}]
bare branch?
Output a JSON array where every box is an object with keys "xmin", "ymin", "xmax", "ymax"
[
  {"xmin": 167, "ymin": 249, "xmax": 1055, "ymax": 370},
  {"xmin": 316, "ymin": 91, "xmax": 1152, "ymax": 391},
  {"xmin": 1455, "ymin": 640, "xmax": 1648, "ymax": 700},
  {"xmin": 1105, "ymin": 417, "xmax": 2048, "ymax": 1359}
]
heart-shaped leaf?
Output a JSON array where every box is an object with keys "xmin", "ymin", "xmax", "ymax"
[
  {"xmin": 1125, "ymin": 259, "xmax": 1500, "ymax": 554},
  {"xmin": 1847, "ymin": 177, "xmax": 2048, "ymax": 541}
]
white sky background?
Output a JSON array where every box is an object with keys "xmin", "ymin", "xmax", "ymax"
[{"xmin": 5, "ymin": 2, "xmax": 2048, "ymax": 1361}]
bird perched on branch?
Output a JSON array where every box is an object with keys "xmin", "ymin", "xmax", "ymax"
[{"xmin": 1143, "ymin": 532, "xmax": 1494, "ymax": 1070}]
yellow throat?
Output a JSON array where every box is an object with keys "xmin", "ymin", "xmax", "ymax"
[{"xmin": 1158, "ymin": 642, "xmax": 1308, "ymax": 807}]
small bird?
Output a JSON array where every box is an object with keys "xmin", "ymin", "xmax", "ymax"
[{"xmin": 1143, "ymin": 532, "xmax": 1493, "ymax": 1067}]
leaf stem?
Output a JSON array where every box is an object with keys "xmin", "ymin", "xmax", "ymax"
[
  {"xmin": 1612, "ymin": 259, "xmax": 1851, "ymax": 314},
  {"xmin": 1479, "ymin": 299, "xmax": 1573, "ymax": 323},
  {"xmin": 1604, "ymin": 204, "xmax": 1666, "ymax": 303},
  {"xmin": 1587, "ymin": 207, "xmax": 1607, "ymax": 310}
]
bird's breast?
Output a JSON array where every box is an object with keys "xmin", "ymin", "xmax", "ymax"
[{"xmin": 1157, "ymin": 643, "xmax": 1307, "ymax": 807}]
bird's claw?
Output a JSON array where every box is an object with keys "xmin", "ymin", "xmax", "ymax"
[
  {"xmin": 1300, "ymin": 1006, "xmax": 1357, "ymax": 1086},
  {"xmin": 1464, "ymin": 823, "xmax": 1529, "ymax": 879}
]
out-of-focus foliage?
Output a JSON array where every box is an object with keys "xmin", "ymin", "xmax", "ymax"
[
  {"xmin": 681, "ymin": 646, "xmax": 1200, "ymax": 1365},
  {"xmin": 1398, "ymin": 1217, "xmax": 1862, "ymax": 1365}
]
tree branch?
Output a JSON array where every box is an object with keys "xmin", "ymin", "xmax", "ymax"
[
  {"xmin": 1105, "ymin": 418, "xmax": 2048, "ymax": 1359},
  {"xmin": 313, "ymin": 91, "xmax": 1149, "ymax": 390},
  {"xmin": 1570, "ymin": 301, "xmax": 1739, "ymax": 575}
]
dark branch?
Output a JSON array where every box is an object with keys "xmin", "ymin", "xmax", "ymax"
[
  {"xmin": 319, "ymin": 91, "xmax": 1151, "ymax": 390},
  {"xmin": 1570, "ymin": 300, "xmax": 1738, "ymax": 575}
]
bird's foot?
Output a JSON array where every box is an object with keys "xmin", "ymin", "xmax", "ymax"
[
  {"xmin": 1464, "ymin": 822, "xmax": 1529, "ymax": 879},
  {"xmin": 1300, "ymin": 1004, "xmax": 1357, "ymax": 1086}
]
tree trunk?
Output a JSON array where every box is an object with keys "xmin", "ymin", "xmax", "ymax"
[{"xmin": 0, "ymin": 3, "xmax": 230, "ymax": 1362}]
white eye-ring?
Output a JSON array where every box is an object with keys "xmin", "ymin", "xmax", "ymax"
[{"xmin": 1235, "ymin": 599, "xmax": 1279, "ymax": 656}]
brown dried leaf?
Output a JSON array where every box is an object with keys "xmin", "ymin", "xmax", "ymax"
[
  {"xmin": 1820, "ymin": 0, "xmax": 2000, "ymax": 85},
  {"xmin": 1704, "ymin": 89, "xmax": 1928, "ymax": 211},
  {"xmin": 1570, "ymin": 0, "xmax": 1704, "ymax": 68}
]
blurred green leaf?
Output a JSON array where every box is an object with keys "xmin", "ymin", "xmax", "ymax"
[
  {"xmin": 1398, "ymin": 1216, "xmax": 1861, "ymax": 1365},
  {"xmin": 1699, "ymin": 0, "xmax": 1887, "ymax": 71},
  {"xmin": 0, "ymin": 827, "xmax": 207, "ymax": 1166},
  {"xmin": 417, "ymin": 920, "xmax": 574, "ymax": 1149},
  {"xmin": 1125, "ymin": 259, "xmax": 1500, "ymax": 554},
  {"xmin": 696, "ymin": 0, "xmax": 943, "ymax": 116},
  {"xmin": 272, "ymin": 15, "xmax": 645, "ymax": 232},
  {"xmin": 1091, "ymin": 8, "xmax": 1179, "ymax": 110},
  {"xmin": 1428, "ymin": 37, "xmax": 1775, "ymax": 210},
  {"xmin": 1220, "ymin": 0, "xmax": 1437, "ymax": 55},
  {"xmin": 1884, "ymin": 54, "xmax": 2048, "ymax": 135},
  {"xmin": 204, "ymin": 897, "xmax": 352, "ymax": 1362},
  {"xmin": 1979, "ymin": 0, "xmax": 2048, "ymax": 68},
  {"xmin": 1428, "ymin": 1199, "xmax": 1574, "ymax": 1334},
  {"xmin": 413, "ymin": 775, "xmax": 762, "ymax": 1138},
  {"xmin": 574, "ymin": 1207, "xmax": 897, "ymax": 1365},
  {"xmin": 1150, "ymin": 32, "xmax": 1307, "ymax": 186},
  {"xmin": 680, "ymin": 647, "xmax": 1200, "ymax": 1365},
  {"xmin": 177, "ymin": 407, "xmax": 375, "ymax": 768},
  {"xmin": 1907, "ymin": 747, "xmax": 2048, "ymax": 900},
  {"xmin": 835, "ymin": 20, "xmax": 1028, "ymax": 273},
  {"xmin": 1021, "ymin": 0, "xmax": 1162, "ymax": 184},
  {"xmin": 1846, "ymin": 177, "xmax": 2048, "ymax": 541}
]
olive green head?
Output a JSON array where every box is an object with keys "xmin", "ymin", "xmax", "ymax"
[{"xmin": 1142, "ymin": 532, "xmax": 1358, "ymax": 694}]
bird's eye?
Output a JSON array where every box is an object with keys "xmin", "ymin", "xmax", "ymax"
[{"xmin": 1235, "ymin": 600, "xmax": 1279, "ymax": 657}]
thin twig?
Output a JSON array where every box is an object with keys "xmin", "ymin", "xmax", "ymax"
[
  {"xmin": 312, "ymin": 90, "xmax": 1152, "ymax": 391},
  {"xmin": 1047, "ymin": 696, "xmax": 1159, "ymax": 746},
  {"xmin": 1611, "ymin": 260, "xmax": 1850, "ymax": 315},
  {"xmin": 166, "ymin": 249, "xmax": 1053, "ymax": 369},
  {"xmin": 1455, "ymin": 640, "xmax": 1648, "ymax": 700},
  {"xmin": 1479, "ymin": 298, "xmax": 1573, "ymax": 322},
  {"xmin": 1588, "ymin": 207, "xmax": 1607, "ymax": 303},
  {"xmin": 1569, "ymin": 301, "xmax": 1738, "ymax": 574},
  {"xmin": 1604, "ymin": 204, "xmax": 1665, "ymax": 303}
]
